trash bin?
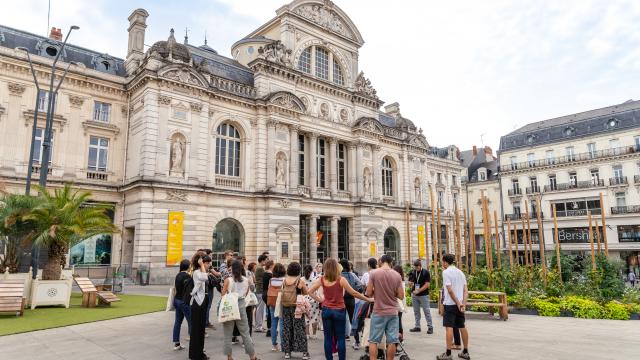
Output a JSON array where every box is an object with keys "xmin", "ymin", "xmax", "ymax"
[
  {"xmin": 113, "ymin": 273, "xmax": 125, "ymax": 293},
  {"xmin": 139, "ymin": 269, "xmax": 149, "ymax": 286}
]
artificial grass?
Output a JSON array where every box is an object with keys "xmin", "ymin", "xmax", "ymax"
[{"xmin": 0, "ymin": 292, "xmax": 167, "ymax": 336}]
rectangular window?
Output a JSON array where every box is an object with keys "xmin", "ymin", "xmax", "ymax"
[
  {"xmin": 337, "ymin": 143, "xmax": 346, "ymax": 191},
  {"xmin": 452, "ymin": 175, "xmax": 457, "ymax": 186},
  {"xmin": 37, "ymin": 90, "xmax": 56, "ymax": 113},
  {"xmin": 453, "ymin": 193, "xmax": 459, "ymax": 209},
  {"xmin": 590, "ymin": 169, "xmax": 600, "ymax": 185},
  {"xmin": 610, "ymin": 139, "xmax": 620, "ymax": 155},
  {"xmin": 315, "ymin": 47, "xmax": 329, "ymax": 80},
  {"xmin": 93, "ymin": 101, "xmax": 111, "ymax": 123},
  {"xmin": 479, "ymin": 171, "xmax": 486, "ymax": 181},
  {"xmin": 529, "ymin": 177, "xmax": 538, "ymax": 192},
  {"xmin": 317, "ymin": 138, "xmax": 326, "ymax": 188},
  {"xmin": 566, "ymin": 146, "xmax": 575, "ymax": 161},
  {"xmin": 527, "ymin": 153, "xmax": 535, "ymax": 167},
  {"xmin": 87, "ymin": 136, "xmax": 109, "ymax": 172},
  {"xmin": 511, "ymin": 179, "xmax": 520, "ymax": 194},
  {"xmin": 437, "ymin": 172, "xmax": 442, "ymax": 184},
  {"xmin": 513, "ymin": 204, "xmax": 521, "ymax": 217},
  {"xmin": 569, "ymin": 171, "xmax": 577, "ymax": 187},
  {"xmin": 298, "ymin": 48, "xmax": 311, "ymax": 74},
  {"xmin": 635, "ymin": 136, "xmax": 640, "ymax": 151},
  {"xmin": 510, "ymin": 156, "xmax": 518, "ymax": 170},
  {"xmin": 545, "ymin": 150, "xmax": 555, "ymax": 165},
  {"xmin": 437, "ymin": 191, "xmax": 444, "ymax": 209},
  {"xmin": 615, "ymin": 192, "xmax": 626, "ymax": 208},
  {"xmin": 587, "ymin": 143, "xmax": 596, "ymax": 158},
  {"xmin": 613, "ymin": 165, "xmax": 623, "ymax": 180},
  {"xmin": 618, "ymin": 225, "xmax": 640, "ymax": 242},
  {"xmin": 298, "ymin": 134, "xmax": 305, "ymax": 186},
  {"xmin": 549, "ymin": 175, "xmax": 557, "ymax": 191},
  {"xmin": 32, "ymin": 128, "xmax": 53, "ymax": 164}
]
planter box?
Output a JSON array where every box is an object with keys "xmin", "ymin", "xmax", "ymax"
[
  {"xmin": 30, "ymin": 276, "xmax": 73, "ymax": 310},
  {"xmin": 509, "ymin": 307, "xmax": 539, "ymax": 316},
  {"xmin": 630, "ymin": 313, "xmax": 640, "ymax": 320},
  {"xmin": 2, "ymin": 268, "xmax": 33, "ymax": 305}
]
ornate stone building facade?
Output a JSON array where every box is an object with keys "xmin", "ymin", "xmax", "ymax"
[{"xmin": 0, "ymin": 1, "xmax": 463, "ymax": 283}]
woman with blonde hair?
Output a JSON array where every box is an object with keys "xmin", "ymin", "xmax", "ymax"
[{"xmin": 308, "ymin": 258, "xmax": 372, "ymax": 360}]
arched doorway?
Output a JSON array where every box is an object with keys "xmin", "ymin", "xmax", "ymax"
[
  {"xmin": 212, "ymin": 218, "xmax": 244, "ymax": 267},
  {"xmin": 384, "ymin": 227, "xmax": 400, "ymax": 264}
]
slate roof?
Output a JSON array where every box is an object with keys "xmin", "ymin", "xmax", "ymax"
[
  {"xmin": 0, "ymin": 24, "xmax": 126, "ymax": 76},
  {"xmin": 500, "ymin": 99, "xmax": 640, "ymax": 152},
  {"xmin": 187, "ymin": 43, "xmax": 254, "ymax": 86},
  {"xmin": 378, "ymin": 112, "xmax": 396, "ymax": 127},
  {"xmin": 461, "ymin": 148, "xmax": 498, "ymax": 182}
]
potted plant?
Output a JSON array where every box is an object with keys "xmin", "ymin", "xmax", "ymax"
[{"xmin": 24, "ymin": 184, "xmax": 118, "ymax": 309}]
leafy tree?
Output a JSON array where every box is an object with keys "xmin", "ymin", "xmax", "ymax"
[{"xmin": 0, "ymin": 193, "xmax": 42, "ymax": 273}]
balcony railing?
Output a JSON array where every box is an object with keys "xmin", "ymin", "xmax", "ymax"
[
  {"xmin": 335, "ymin": 191, "xmax": 351, "ymax": 200},
  {"xmin": 502, "ymin": 145, "xmax": 639, "ymax": 171},
  {"xmin": 611, "ymin": 205, "xmax": 640, "ymax": 215},
  {"xmin": 86, "ymin": 170, "xmax": 108, "ymax": 181},
  {"xmin": 31, "ymin": 164, "xmax": 52, "ymax": 175},
  {"xmin": 526, "ymin": 186, "xmax": 541, "ymax": 194},
  {"xmin": 556, "ymin": 208, "xmax": 602, "ymax": 217},
  {"xmin": 508, "ymin": 188, "xmax": 522, "ymax": 196},
  {"xmin": 383, "ymin": 196, "xmax": 396, "ymax": 204},
  {"xmin": 297, "ymin": 185, "xmax": 310, "ymax": 196},
  {"xmin": 609, "ymin": 176, "xmax": 628, "ymax": 186},
  {"xmin": 543, "ymin": 179, "xmax": 604, "ymax": 192},
  {"xmin": 635, "ymin": 175, "xmax": 640, "ymax": 184},
  {"xmin": 315, "ymin": 188, "xmax": 331, "ymax": 198},
  {"xmin": 215, "ymin": 176, "xmax": 242, "ymax": 189},
  {"xmin": 504, "ymin": 212, "xmax": 544, "ymax": 221}
]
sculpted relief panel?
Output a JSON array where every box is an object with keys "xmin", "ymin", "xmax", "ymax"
[{"xmin": 293, "ymin": 4, "xmax": 356, "ymax": 41}]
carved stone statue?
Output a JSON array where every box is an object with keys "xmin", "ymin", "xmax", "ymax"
[
  {"xmin": 276, "ymin": 153, "xmax": 287, "ymax": 186},
  {"xmin": 258, "ymin": 40, "xmax": 292, "ymax": 67},
  {"xmin": 363, "ymin": 168, "xmax": 371, "ymax": 196},
  {"xmin": 170, "ymin": 137, "xmax": 185, "ymax": 173},
  {"xmin": 354, "ymin": 71, "xmax": 378, "ymax": 99},
  {"xmin": 414, "ymin": 178, "xmax": 421, "ymax": 203}
]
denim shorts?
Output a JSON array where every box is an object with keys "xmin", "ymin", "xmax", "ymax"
[{"xmin": 368, "ymin": 314, "xmax": 399, "ymax": 344}]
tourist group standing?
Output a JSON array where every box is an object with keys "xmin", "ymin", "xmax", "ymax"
[{"xmin": 171, "ymin": 250, "xmax": 471, "ymax": 360}]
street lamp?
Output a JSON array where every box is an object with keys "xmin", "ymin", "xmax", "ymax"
[{"xmin": 18, "ymin": 25, "xmax": 79, "ymax": 279}]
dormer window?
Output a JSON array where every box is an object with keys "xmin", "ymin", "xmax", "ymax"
[
  {"xmin": 526, "ymin": 134, "xmax": 536, "ymax": 144},
  {"xmin": 93, "ymin": 55, "xmax": 117, "ymax": 74},
  {"xmin": 45, "ymin": 46, "xmax": 58, "ymax": 57},
  {"xmin": 564, "ymin": 126, "xmax": 575, "ymax": 136},
  {"xmin": 297, "ymin": 46, "xmax": 346, "ymax": 86},
  {"xmin": 607, "ymin": 118, "xmax": 618, "ymax": 128}
]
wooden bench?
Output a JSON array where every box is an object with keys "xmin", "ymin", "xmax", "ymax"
[
  {"xmin": 74, "ymin": 277, "xmax": 120, "ymax": 307},
  {"xmin": 0, "ymin": 279, "xmax": 26, "ymax": 316},
  {"xmin": 438, "ymin": 290, "xmax": 508, "ymax": 321}
]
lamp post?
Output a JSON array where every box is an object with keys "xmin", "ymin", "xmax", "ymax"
[{"xmin": 18, "ymin": 25, "xmax": 79, "ymax": 279}]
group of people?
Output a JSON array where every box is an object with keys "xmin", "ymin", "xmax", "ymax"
[{"xmin": 171, "ymin": 249, "xmax": 472, "ymax": 360}]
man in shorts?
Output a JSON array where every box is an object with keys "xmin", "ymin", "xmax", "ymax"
[
  {"xmin": 366, "ymin": 254, "xmax": 404, "ymax": 360},
  {"xmin": 437, "ymin": 254, "xmax": 470, "ymax": 360}
]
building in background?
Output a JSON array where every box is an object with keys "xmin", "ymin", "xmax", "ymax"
[
  {"xmin": 498, "ymin": 100, "xmax": 640, "ymax": 272},
  {"xmin": 0, "ymin": 1, "xmax": 463, "ymax": 283}
]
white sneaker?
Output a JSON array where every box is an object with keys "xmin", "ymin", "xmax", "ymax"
[
  {"xmin": 173, "ymin": 343, "xmax": 184, "ymax": 351},
  {"xmin": 352, "ymin": 343, "xmax": 360, "ymax": 350}
]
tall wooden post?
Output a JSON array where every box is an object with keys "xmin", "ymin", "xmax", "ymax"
[
  {"xmin": 552, "ymin": 204, "xmax": 562, "ymax": 283},
  {"xmin": 481, "ymin": 196, "xmax": 491, "ymax": 271},
  {"xmin": 463, "ymin": 211, "xmax": 469, "ymax": 271},
  {"xmin": 524, "ymin": 200, "xmax": 533, "ymax": 267},
  {"xmin": 536, "ymin": 196, "xmax": 547, "ymax": 286},
  {"xmin": 470, "ymin": 210, "xmax": 476, "ymax": 273},
  {"xmin": 493, "ymin": 210, "xmax": 501, "ymax": 270},
  {"xmin": 588, "ymin": 211, "xmax": 596, "ymax": 271},
  {"xmin": 436, "ymin": 207, "xmax": 442, "ymax": 260},
  {"xmin": 599, "ymin": 193, "xmax": 609, "ymax": 256},
  {"xmin": 520, "ymin": 217, "xmax": 528, "ymax": 267},
  {"xmin": 429, "ymin": 187, "xmax": 439, "ymax": 289},
  {"xmin": 507, "ymin": 218, "xmax": 514, "ymax": 269},
  {"xmin": 455, "ymin": 207, "xmax": 462, "ymax": 267},
  {"xmin": 405, "ymin": 203, "xmax": 412, "ymax": 263},
  {"xmin": 595, "ymin": 219, "xmax": 602, "ymax": 254},
  {"xmin": 515, "ymin": 219, "xmax": 521, "ymax": 266}
]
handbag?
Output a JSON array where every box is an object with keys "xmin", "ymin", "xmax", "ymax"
[
  {"xmin": 274, "ymin": 291, "xmax": 283, "ymax": 318},
  {"xmin": 166, "ymin": 287, "xmax": 176, "ymax": 312},
  {"xmin": 218, "ymin": 281, "xmax": 241, "ymax": 323},
  {"xmin": 246, "ymin": 292, "xmax": 259, "ymax": 306}
]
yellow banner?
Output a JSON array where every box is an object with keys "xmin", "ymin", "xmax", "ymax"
[
  {"xmin": 167, "ymin": 211, "xmax": 184, "ymax": 266},
  {"xmin": 369, "ymin": 242, "xmax": 377, "ymax": 257},
  {"xmin": 418, "ymin": 225, "xmax": 426, "ymax": 258}
]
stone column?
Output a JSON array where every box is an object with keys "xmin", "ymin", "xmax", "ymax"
[
  {"xmin": 372, "ymin": 145, "xmax": 381, "ymax": 201},
  {"xmin": 289, "ymin": 125, "xmax": 299, "ymax": 192},
  {"xmin": 309, "ymin": 133, "xmax": 317, "ymax": 194},
  {"xmin": 331, "ymin": 216, "xmax": 340, "ymax": 260},
  {"xmin": 349, "ymin": 142, "xmax": 358, "ymax": 198},
  {"xmin": 266, "ymin": 119, "xmax": 278, "ymax": 189},
  {"xmin": 356, "ymin": 142, "xmax": 364, "ymax": 199},
  {"xmin": 329, "ymin": 137, "xmax": 338, "ymax": 196},
  {"xmin": 309, "ymin": 215, "xmax": 319, "ymax": 265}
]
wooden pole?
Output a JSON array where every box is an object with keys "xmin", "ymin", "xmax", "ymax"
[
  {"xmin": 494, "ymin": 210, "xmax": 501, "ymax": 270},
  {"xmin": 515, "ymin": 219, "xmax": 521, "ymax": 266},
  {"xmin": 470, "ymin": 210, "xmax": 476, "ymax": 273},
  {"xmin": 524, "ymin": 200, "xmax": 533, "ymax": 267},
  {"xmin": 552, "ymin": 204, "xmax": 562, "ymax": 283},
  {"xmin": 481, "ymin": 196, "xmax": 491, "ymax": 271},
  {"xmin": 455, "ymin": 207, "xmax": 461, "ymax": 267},
  {"xmin": 520, "ymin": 217, "xmax": 527, "ymax": 267},
  {"xmin": 599, "ymin": 193, "xmax": 609, "ymax": 256},
  {"xmin": 595, "ymin": 219, "xmax": 602, "ymax": 254},
  {"xmin": 429, "ymin": 187, "xmax": 439, "ymax": 289},
  {"xmin": 436, "ymin": 207, "xmax": 442, "ymax": 260},
  {"xmin": 445, "ymin": 221, "xmax": 450, "ymax": 254},
  {"xmin": 507, "ymin": 218, "xmax": 514, "ymax": 269},
  {"xmin": 535, "ymin": 196, "xmax": 547, "ymax": 286},
  {"xmin": 463, "ymin": 210, "xmax": 469, "ymax": 271},
  {"xmin": 588, "ymin": 211, "xmax": 596, "ymax": 271},
  {"xmin": 405, "ymin": 203, "xmax": 412, "ymax": 263}
]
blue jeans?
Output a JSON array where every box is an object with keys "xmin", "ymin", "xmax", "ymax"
[
  {"xmin": 269, "ymin": 306, "xmax": 283, "ymax": 346},
  {"xmin": 322, "ymin": 307, "xmax": 346, "ymax": 360},
  {"xmin": 205, "ymin": 287, "xmax": 214, "ymax": 325},
  {"xmin": 369, "ymin": 314, "xmax": 399, "ymax": 344},
  {"xmin": 173, "ymin": 298, "xmax": 192, "ymax": 343}
]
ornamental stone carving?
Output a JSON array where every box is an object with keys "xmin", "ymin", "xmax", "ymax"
[
  {"xmin": 158, "ymin": 95, "xmax": 172, "ymax": 105},
  {"xmin": 8, "ymin": 82, "xmax": 26, "ymax": 96},
  {"xmin": 162, "ymin": 68, "xmax": 204, "ymax": 87},
  {"xmin": 166, "ymin": 189, "xmax": 188, "ymax": 202},
  {"xmin": 257, "ymin": 40, "xmax": 292, "ymax": 67},
  {"xmin": 339, "ymin": 109, "xmax": 349, "ymax": 123},
  {"xmin": 354, "ymin": 72, "xmax": 378, "ymax": 99},
  {"xmin": 170, "ymin": 133, "xmax": 186, "ymax": 175},
  {"xmin": 68, "ymin": 95, "xmax": 84, "ymax": 108},
  {"xmin": 190, "ymin": 102, "xmax": 203, "ymax": 112},
  {"xmin": 268, "ymin": 92, "xmax": 306, "ymax": 113},
  {"xmin": 320, "ymin": 103, "xmax": 330, "ymax": 120},
  {"xmin": 363, "ymin": 167, "xmax": 372, "ymax": 196},
  {"xmin": 278, "ymin": 199, "xmax": 291, "ymax": 208},
  {"xmin": 276, "ymin": 152, "xmax": 287, "ymax": 186},
  {"xmin": 293, "ymin": 3, "xmax": 356, "ymax": 41},
  {"xmin": 368, "ymin": 207, "xmax": 376, "ymax": 215}
]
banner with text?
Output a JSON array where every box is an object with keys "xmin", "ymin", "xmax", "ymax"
[
  {"xmin": 418, "ymin": 225, "xmax": 426, "ymax": 258},
  {"xmin": 167, "ymin": 211, "xmax": 184, "ymax": 266}
]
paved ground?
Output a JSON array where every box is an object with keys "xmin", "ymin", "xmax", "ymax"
[{"xmin": 1, "ymin": 305, "xmax": 637, "ymax": 360}]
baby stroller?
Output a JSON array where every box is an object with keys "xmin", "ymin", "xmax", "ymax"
[{"xmin": 357, "ymin": 302, "xmax": 411, "ymax": 360}]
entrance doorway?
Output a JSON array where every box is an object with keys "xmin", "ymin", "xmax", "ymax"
[
  {"xmin": 212, "ymin": 218, "xmax": 244, "ymax": 268},
  {"xmin": 384, "ymin": 227, "xmax": 400, "ymax": 263}
]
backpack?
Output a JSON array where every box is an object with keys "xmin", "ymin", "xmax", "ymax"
[
  {"xmin": 281, "ymin": 278, "xmax": 300, "ymax": 307},
  {"xmin": 182, "ymin": 275, "xmax": 195, "ymax": 303},
  {"xmin": 266, "ymin": 280, "xmax": 281, "ymax": 307}
]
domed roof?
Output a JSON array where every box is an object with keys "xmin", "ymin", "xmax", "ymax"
[
  {"xmin": 396, "ymin": 116, "xmax": 417, "ymax": 131},
  {"xmin": 150, "ymin": 29, "xmax": 191, "ymax": 63},
  {"xmin": 198, "ymin": 39, "xmax": 218, "ymax": 54}
]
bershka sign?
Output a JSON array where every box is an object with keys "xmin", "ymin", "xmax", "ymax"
[{"xmin": 553, "ymin": 227, "xmax": 603, "ymax": 243}]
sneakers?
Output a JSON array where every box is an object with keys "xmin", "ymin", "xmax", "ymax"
[
  {"xmin": 266, "ymin": 330, "xmax": 272, "ymax": 337},
  {"xmin": 255, "ymin": 327, "xmax": 265, "ymax": 333},
  {"xmin": 409, "ymin": 327, "xmax": 421, "ymax": 332},
  {"xmin": 302, "ymin": 353, "xmax": 310, "ymax": 360},
  {"xmin": 437, "ymin": 352, "xmax": 453, "ymax": 360},
  {"xmin": 231, "ymin": 336, "xmax": 239, "ymax": 344},
  {"xmin": 271, "ymin": 345, "xmax": 279, "ymax": 352},
  {"xmin": 284, "ymin": 353, "xmax": 291, "ymax": 359},
  {"xmin": 427, "ymin": 327, "xmax": 434, "ymax": 334},
  {"xmin": 173, "ymin": 343, "xmax": 184, "ymax": 351},
  {"xmin": 458, "ymin": 352, "xmax": 471, "ymax": 359},
  {"xmin": 352, "ymin": 342, "xmax": 360, "ymax": 350}
]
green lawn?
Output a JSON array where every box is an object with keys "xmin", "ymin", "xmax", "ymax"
[{"xmin": 0, "ymin": 293, "xmax": 167, "ymax": 336}]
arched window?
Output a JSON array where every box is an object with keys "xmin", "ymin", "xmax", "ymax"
[
  {"xmin": 315, "ymin": 47, "xmax": 329, "ymax": 80},
  {"xmin": 215, "ymin": 123, "xmax": 240, "ymax": 177},
  {"xmin": 333, "ymin": 59, "xmax": 344, "ymax": 85},
  {"xmin": 298, "ymin": 47, "xmax": 311, "ymax": 74},
  {"xmin": 382, "ymin": 157, "xmax": 393, "ymax": 197}
]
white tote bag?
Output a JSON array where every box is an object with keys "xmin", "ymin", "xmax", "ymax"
[
  {"xmin": 246, "ymin": 292, "xmax": 259, "ymax": 307},
  {"xmin": 218, "ymin": 281, "xmax": 241, "ymax": 323},
  {"xmin": 166, "ymin": 287, "xmax": 176, "ymax": 312},
  {"xmin": 274, "ymin": 292, "xmax": 283, "ymax": 318}
]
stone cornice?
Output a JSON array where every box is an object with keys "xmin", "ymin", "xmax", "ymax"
[{"xmin": 22, "ymin": 110, "xmax": 67, "ymax": 130}]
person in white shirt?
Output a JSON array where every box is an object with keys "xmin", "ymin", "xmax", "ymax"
[
  {"xmin": 437, "ymin": 254, "xmax": 470, "ymax": 360},
  {"xmin": 190, "ymin": 253, "xmax": 211, "ymax": 360},
  {"xmin": 360, "ymin": 257, "xmax": 378, "ymax": 287}
]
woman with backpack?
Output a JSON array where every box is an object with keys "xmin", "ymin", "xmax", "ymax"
[
  {"xmin": 280, "ymin": 262, "xmax": 322, "ymax": 360},
  {"xmin": 220, "ymin": 259, "xmax": 260, "ymax": 360},
  {"xmin": 189, "ymin": 253, "xmax": 212, "ymax": 360},
  {"xmin": 267, "ymin": 263, "xmax": 286, "ymax": 351},
  {"xmin": 339, "ymin": 259, "xmax": 363, "ymax": 346},
  {"xmin": 307, "ymin": 258, "xmax": 372, "ymax": 360}
]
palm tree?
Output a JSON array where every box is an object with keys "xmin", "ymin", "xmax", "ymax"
[
  {"xmin": 24, "ymin": 184, "xmax": 119, "ymax": 280},
  {"xmin": 0, "ymin": 193, "xmax": 42, "ymax": 273}
]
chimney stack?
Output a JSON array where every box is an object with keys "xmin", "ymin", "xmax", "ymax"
[
  {"xmin": 49, "ymin": 27, "xmax": 63, "ymax": 41},
  {"xmin": 384, "ymin": 102, "xmax": 401, "ymax": 117},
  {"xmin": 472, "ymin": 145, "xmax": 477, "ymax": 156}
]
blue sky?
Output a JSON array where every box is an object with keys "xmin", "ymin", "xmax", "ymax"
[{"xmin": 3, "ymin": 0, "xmax": 640, "ymax": 151}]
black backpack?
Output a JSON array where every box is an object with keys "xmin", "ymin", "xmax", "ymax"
[{"xmin": 182, "ymin": 275, "xmax": 195, "ymax": 303}]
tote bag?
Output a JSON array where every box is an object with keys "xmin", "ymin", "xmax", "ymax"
[
  {"xmin": 246, "ymin": 292, "xmax": 259, "ymax": 307},
  {"xmin": 218, "ymin": 281, "xmax": 241, "ymax": 323}
]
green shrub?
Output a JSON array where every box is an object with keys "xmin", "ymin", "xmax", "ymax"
[
  {"xmin": 604, "ymin": 301, "xmax": 629, "ymax": 320},
  {"xmin": 622, "ymin": 287, "xmax": 640, "ymax": 305},
  {"xmin": 533, "ymin": 298, "xmax": 561, "ymax": 317},
  {"xmin": 560, "ymin": 296, "xmax": 604, "ymax": 319},
  {"xmin": 405, "ymin": 287, "xmax": 413, "ymax": 307}
]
